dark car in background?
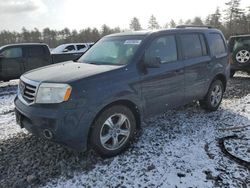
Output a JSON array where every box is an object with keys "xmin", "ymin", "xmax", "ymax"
[
  {"xmin": 228, "ymin": 35, "xmax": 250, "ymax": 77},
  {"xmin": 15, "ymin": 26, "xmax": 230, "ymax": 157},
  {"xmin": 0, "ymin": 43, "xmax": 94, "ymax": 82},
  {"xmin": 0, "ymin": 43, "xmax": 51, "ymax": 81}
]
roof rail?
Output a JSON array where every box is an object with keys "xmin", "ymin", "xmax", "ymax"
[{"xmin": 176, "ymin": 25, "xmax": 213, "ymax": 29}]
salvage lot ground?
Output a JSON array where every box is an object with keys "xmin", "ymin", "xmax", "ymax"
[{"xmin": 0, "ymin": 73, "xmax": 249, "ymax": 188}]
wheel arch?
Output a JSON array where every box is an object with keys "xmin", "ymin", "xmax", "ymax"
[{"xmin": 211, "ymin": 73, "xmax": 227, "ymax": 92}]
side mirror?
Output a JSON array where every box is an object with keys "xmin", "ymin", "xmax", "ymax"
[
  {"xmin": 144, "ymin": 57, "xmax": 161, "ymax": 68},
  {"xmin": 63, "ymin": 49, "xmax": 69, "ymax": 53}
]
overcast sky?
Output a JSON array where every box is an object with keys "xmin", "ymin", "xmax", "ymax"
[{"xmin": 0, "ymin": 0, "xmax": 249, "ymax": 31}]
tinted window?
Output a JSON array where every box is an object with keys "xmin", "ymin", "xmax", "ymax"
[
  {"xmin": 28, "ymin": 46, "xmax": 45, "ymax": 57},
  {"xmin": 210, "ymin": 33, "xmax": 226, "ymax": 56},
  {"xmin": 180, "ymin": 34, "xmax": 203, "ymax": 59},
  {"xmin": 77, "ymin": 45, "xmax": 86, "ymax": 50},
  {"xmin": 146, "ymin": 35, "xmax": 177, "ymax": 64},
  {"xmin": 232, "ymin": 37, "xmax": 250, "ymax": 52},
  {"xmin": 1, "ymin": 47, "xmax": 22, "ymax": 58},
  {"xmin": 65, "ymin": 45, "xmax": 75, "ymax": 52}
]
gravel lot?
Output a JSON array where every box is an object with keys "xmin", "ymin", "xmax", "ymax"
[{"xmin": 0, "ymin": 73, "xmax": 249, "ymax": 188}]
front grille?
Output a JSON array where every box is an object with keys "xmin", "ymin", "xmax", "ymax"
[{"xmin": 19, "ymin": 79, "xmax": 38, "ymax": 104}]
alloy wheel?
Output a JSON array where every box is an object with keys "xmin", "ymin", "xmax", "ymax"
[
  {"xmin": 100, "ymin": 113, "xmax": 131, "ymax": 151},
  {"xmin": 236, "ymin": 50, "xmax": 250, "ymax": 63}
]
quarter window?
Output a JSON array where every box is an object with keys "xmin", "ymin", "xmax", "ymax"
[
  {"xmin": 180, "ymin": 34, "xmax": 203, "ymax": 59},
  {"xmin": 146, "ymin": 35, "xmax": 177, "ymax": 64},
  {"xmin": 1, "ymin": 47, "xmax": 22, "ymax": 58},
  {"xmin": 209, "ymin": 33, "xmax": 227, "ymax": 56}
]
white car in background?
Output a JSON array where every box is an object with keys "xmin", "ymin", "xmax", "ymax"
[
  {"xmin": 51, "ymin": 43, "xmax": 94, "ymax": 62},
  {"xmin": 51, "ymin": 43, "xmax": 94, "ymax": 54}
]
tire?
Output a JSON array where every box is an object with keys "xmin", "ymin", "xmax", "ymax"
[
  {"xmin": 199, "ymin": 80, "xmax": 224, "ymax": 111},
  {"xmin": 90, "ymin": 105, "xmax": 136, "ymax": 157},
  {"xmin": 233, "ymin": 47, "xmax": 250, "ymax": 64},
  {"xmin": 230, "ymin": 70, "xmax": 236, "ymax": 78}
]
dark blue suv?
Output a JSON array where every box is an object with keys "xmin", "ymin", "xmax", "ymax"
[{"xmin": 15, "ymin": 26, "xmax": 230, "ymax": 157}]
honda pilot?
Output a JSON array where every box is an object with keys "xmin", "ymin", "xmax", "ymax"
[{"xmin": 15, "ymin": 26, "xmax": 230, "ymax": 157}]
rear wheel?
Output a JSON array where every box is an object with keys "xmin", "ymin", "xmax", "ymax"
[
  {"xmin": 90, "ymin": 105, "xmax": 136, "ymax": 157},
  {"xmin": 199, "ymin": 80, "xmax": 224, "ymax": 111}
]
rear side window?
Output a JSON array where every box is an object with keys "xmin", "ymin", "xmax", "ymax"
[
  {"xmin": 65, "ymin": 45, "xmax": 75, "ymax": 52},
  {"xmin": 180, "ymin": 34, "xmax": 203, "ymax": 59},
  {"xmin": 2, "ymin": 47, "xmax": 22, "ymax": 58},
  {"xmin": 209, "ymin": 33, "xmax": 227, "ymax": 56},
  {"xmin": 28, "ymin": 46, "xmax": 45, "ymax": 57},
  {"xmin": 77, "ymin": 45, "xmax": 87, "ymax": 50},
  {"xmin": 146, "ymin": 35, "xmax": 177, "ymax": 64}
]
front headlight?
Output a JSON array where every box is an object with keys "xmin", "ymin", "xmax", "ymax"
[{"xmin": 36, "ymin": 83, "xmax": 72, "ymax": 104}]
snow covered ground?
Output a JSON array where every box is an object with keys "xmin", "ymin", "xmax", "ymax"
[{"xmin": 0, "ymin": 74, "xmax": 249, "ymax": 188}]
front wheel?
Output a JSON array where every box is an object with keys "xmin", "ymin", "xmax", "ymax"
[
  {"xmin": 90, "ymin": 105, "xmax": 136, "ymax": 157},
  {"xmin": 199, "ymin": 80, "xmax": 224, "ymax": 111}
]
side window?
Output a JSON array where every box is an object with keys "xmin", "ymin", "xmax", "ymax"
[
  {"xmin": 209, "ymin": 33, "xmax": 227, "ymax": 56},
  {"xmin": 1, "ymin": 47, "xmax": 22, "ymax": 58},
  {"xmin": 77, "ymin": 45, "xmax": 86, "ymax": 51},
  {"xmin": 180, "ymin": 34, "xmax": 203, "ymax": 59},
  {"xmin": 146, "ymin": 35, "xmax": 177, "ymax": 64},
  {"xmin": 28, "ymin": 46, "xmax": 45, "ymax": 57},
  {"xmin": 242, "ymin": 38, "xmax": 250, "ymax": 46},
  {"xmin": 64, "ymin": 45, "xmax": 75, "ymax": 52}
]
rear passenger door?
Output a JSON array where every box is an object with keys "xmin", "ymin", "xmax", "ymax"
[
  {"xmin": 141, "ymin": 35, "xmax": 185, "ymax": 117},
  {"xmin": 179, "ymin": 33, "xmax": 211, "ymax": 102},
  {"xmin": 0, "ymin": 46, "xmax": 24, "ymax": 80},
  {"xmin": 24, "ymin": 46, "xmax": 50, "ymax": 73}
]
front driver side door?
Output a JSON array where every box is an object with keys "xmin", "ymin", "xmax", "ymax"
[{"xmin": 140, "ymin": 35, "xmax": 185, "ymax": 117}]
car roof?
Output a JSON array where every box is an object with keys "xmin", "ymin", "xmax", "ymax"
[
  {"xmin": 229, "ymin": 34, "xmax": 250, "ymax": 39},
  {"xmin": 0, "ymin": 43, "xmax": 48, "ymax": 50},
  {"xmin": 57, "ymin": 43, "xmax": 90, "ymax": 47},
  {"xmin": 105, "ymin": 27, "xmax": 222, "ymax": 38}
]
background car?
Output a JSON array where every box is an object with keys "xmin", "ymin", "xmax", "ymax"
[
  {"xmin": 51, "ymin": 43, "xmax": 94, "ymax": 64},
  {"xmin": 228, "ymin": 35, "xmax": 250, "ymax": 77},
  {"xmin": 0, "ymin": 43, "xmax": 52, "ymax": 82}
]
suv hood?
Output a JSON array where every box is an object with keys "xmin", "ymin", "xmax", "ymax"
[{"xmin": 23, "ymin": 61, "xmax": 122, "ymax": 83}]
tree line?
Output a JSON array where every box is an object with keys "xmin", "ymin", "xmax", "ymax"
[{"xmin": 0, "ymin": 0, "xmax": 249, "ymax": 48}]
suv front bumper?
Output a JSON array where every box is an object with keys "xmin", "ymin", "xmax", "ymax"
[{"xmin": 14, "ymin": 96, "xmax": 93, "ymax": 151}]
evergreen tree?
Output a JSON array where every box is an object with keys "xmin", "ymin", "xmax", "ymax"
[
  {"xmin": 148, "ymin": 15, "xmax": 160, "ymax": 29},
  {"xmin": 129, "ymin": 17, "xmax": 142, "ymax": 31},
  {"xmin": 224, "ymin": 0, "xmax": 243, "ymax": 35},
  {"xmin": 192, "ymin": 17, "xmax": 204, "ymax": 25},
  {"xmin": 170, "ymin": 20, "xmax": 176, "ymax": 28}
]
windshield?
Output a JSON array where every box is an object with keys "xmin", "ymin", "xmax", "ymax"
[
  {"xmin": 51, "ymin": 44, "xmax": 68, "ymax": 53},
  {"xmin": 78, "ymin": 36, "xmax": 144, "ymax": 65}
]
